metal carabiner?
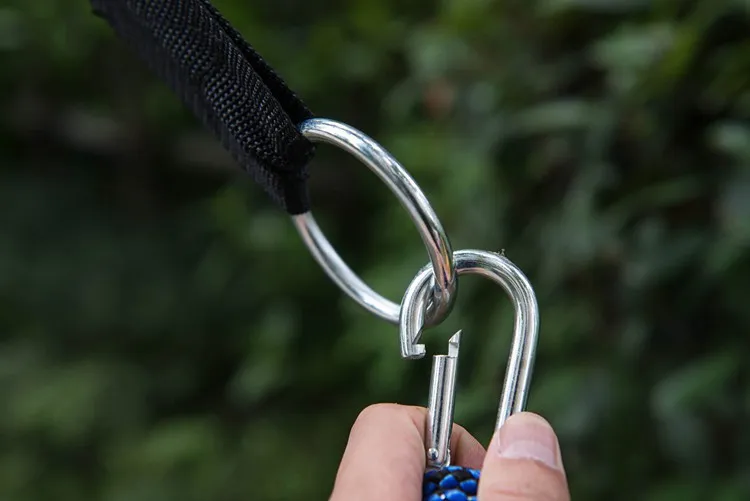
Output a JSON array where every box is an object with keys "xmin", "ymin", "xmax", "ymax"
[{"xmin": 399, "ymin": 249, "xmax": 540, "ymax": 476}]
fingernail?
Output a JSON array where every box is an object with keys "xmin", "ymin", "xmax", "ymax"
[{"xmin": 494, "ymin": 413, "xmax": 561, "ymax": 471}]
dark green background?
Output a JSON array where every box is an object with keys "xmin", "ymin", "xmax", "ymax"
[{"xmin": 1, "ymin": 0, "xmax": 749, "ymax": 499}]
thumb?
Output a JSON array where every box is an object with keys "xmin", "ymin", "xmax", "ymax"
[{"xmin": 478, "ymin": 412, "xmax": 570, "ymax": 501}]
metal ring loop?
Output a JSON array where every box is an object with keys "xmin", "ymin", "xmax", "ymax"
[
  {"xmin": 399, "ymin": 249, "xmax": 540, "ymax": 429},
  {"xmin": 292, "ymin": 118, "xmax": 457, "ymax": 326}
]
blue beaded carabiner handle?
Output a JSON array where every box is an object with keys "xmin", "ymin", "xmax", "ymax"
[{"xmin": 399, "ymin": 250, "xmax": 541, "ymax": 501}]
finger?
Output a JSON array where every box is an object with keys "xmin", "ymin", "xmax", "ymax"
[
  {"xmin": 478, "ymin": 412, "xmax": 569, "ymax": 501},
  {"xmin": 330, "ymin": 404, "xmax": 485, "ymax": 501}
]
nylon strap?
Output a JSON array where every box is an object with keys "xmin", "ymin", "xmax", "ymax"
[{"xmin": 90, "ymin": 0, "xmax": 316, "ymax": 214}]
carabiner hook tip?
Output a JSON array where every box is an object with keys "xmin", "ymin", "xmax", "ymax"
[{"xmin": 447, "ymin": 330, "xmax": 460, "ymax": 357}]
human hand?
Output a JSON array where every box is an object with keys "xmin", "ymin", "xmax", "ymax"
[{"xmin": 329, "ymin": 404, "xmax": 569, "ymax": 501}]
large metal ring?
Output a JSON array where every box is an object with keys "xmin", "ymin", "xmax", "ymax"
[
  {"xmin": 399, "ymin": 249, "xmax": 540, "ymax": 429},
  {"xmin": 292, "ymin": 118, "xmax": 457, "ymax": 326}
]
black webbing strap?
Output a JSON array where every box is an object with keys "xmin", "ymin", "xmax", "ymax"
[{"xmin": 90, "ymin": 0, "xmax": 316, "ymax": 214}]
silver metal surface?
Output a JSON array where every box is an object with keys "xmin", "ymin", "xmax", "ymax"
[
  {"xmin": 399, "ymin": 249, "xmax": 540, "ymax": 466},
  {"xmin": 293, "ymin": 118, "xmax": 457, "ymax": 326},
  {"xmin": 426, "ymin": 330, "xmax": 461, "ymax": 469}
]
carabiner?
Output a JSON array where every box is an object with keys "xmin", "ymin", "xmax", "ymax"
[{"xmin": 398, "ymin": 249, "xmax": 540, "ymax": 500}]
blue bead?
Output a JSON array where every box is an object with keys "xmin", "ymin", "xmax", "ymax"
[
  {"xmin": 445, "ymin": 489, "xmax": 468, "ymax": 501},
  {"xmin": 460, "ymin": 479, "xmax": 478, "ymax": 494},
  {"xmin": 439, "ymin": 474, "xmax": 459, "ymax": 489},
  {"xmin": 426, "ymin": 469, "xmax": 441, "ymax": 478},
  {"xmin": 422, "ymin": 466, "xmax": 483, "ymax": 501},
  {"xmin": 423, "ymin": 481, "xmax": 437, "ymax": 496}
]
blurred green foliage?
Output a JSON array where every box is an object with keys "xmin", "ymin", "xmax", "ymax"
[{"xmin": 1, "ymin": 0, "xmax": 749, "ymax": 499}]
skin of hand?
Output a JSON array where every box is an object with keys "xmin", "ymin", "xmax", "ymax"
[{"xmin": 329, "ymin": 404, "xmax": 570, "ymax": 501}]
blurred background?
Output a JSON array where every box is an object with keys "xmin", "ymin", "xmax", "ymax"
[{"xmin": 1, "ymin": 0, "xmax": 749, "ymax": 499}]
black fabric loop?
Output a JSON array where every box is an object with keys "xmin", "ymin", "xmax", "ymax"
[{"xmin": 91, "ymin": 0, "xmax": 316, "ymax": 214}]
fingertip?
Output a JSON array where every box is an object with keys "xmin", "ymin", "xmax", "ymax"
[
  {"xmin": 451, "ymin": 423, "xmax": 486, "ymax": 470},
  {"xmin": 497, "ymin": 412, "xmax": 564, "ymax": 472},
  {"xmin": 331, "ymin": 404, "xmax": 426, "ymax": 501},
  {"xmin": 479, "ymin": 412, "xmax": 569, "ymax": 501}
]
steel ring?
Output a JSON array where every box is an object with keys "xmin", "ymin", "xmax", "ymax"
[
  {"xmin": 399, "ymin": 249, "xmax": 540, "ymax": 427},
  {"xmin": 292, "ymin": 118, "xmax": 457, "ymax": 326}
]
